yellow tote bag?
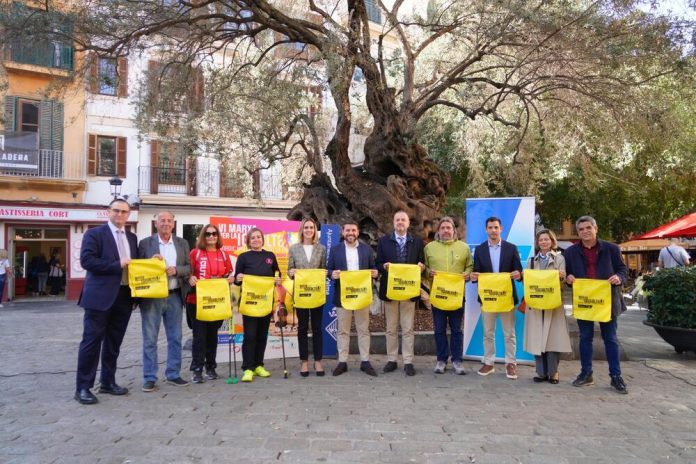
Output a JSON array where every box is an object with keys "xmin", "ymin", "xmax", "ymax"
[
  {"xmin": 386, "ymin": 264, "xmax": 421, "ymax": 301},
  {"xmin": 478, "ymin": 273, "xmax": 514, "ymax": 313},
  {"xmin": 573, "ymin": 278, "xmax": 612, "ymax": 322},
  {"xmin": 282, "ymin": 277, "xmax": 295, "ymax": 312},
  {"xmin": 523, "ymin": 269, "xmax": 562, "ymax": 310},
  {"xmin": 430, "ymin": 271, "xmax": 465, "ymax": 311},
  {"xmin": 340, "ymin": 270, "xmax": 373, "ymax": 310},
  {"xmin": 196, "ymin": 278, "xmax": 232, "ymax": 321},
  {"xmin": 293, "ymin": 269, "xmax": 326, "ymax": 308},
  {"xmin": 128, "ymin": 258, "xmax": 169, "ymax": 298},
  {"xmin": 239, "ymin": 275, "xmax": 276, "ymax": 317}
]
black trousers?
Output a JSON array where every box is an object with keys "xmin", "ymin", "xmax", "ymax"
[
  {"xmin": 76, "ymin": 286, "xmax": 133, "ymax": 390},
  {"xmin": 241, "ymin": 314, "xmax": 271, "ymax": 371},
  {"xmin": 296, "ymin": 307, "xmax": 324, "ymax": 361},
  {"xmin": 49, "ymin": 276, "xmax": 62, "ymax": 295},
  {"xmin": 187, "ymin": 303, "xmax": 223, "ymax": 372}
]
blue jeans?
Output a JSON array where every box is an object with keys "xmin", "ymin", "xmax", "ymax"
[
  {"xmin": 0, "ymin": 274, "xmax": 6, "ymax": 302},
  {"xmin": 577, "ymin": 318, "xmax": 621, "ymax": 377},
  {"xmin": 432, "ymin": 307, "xmax": 464, "ymax": 362},
  {"xmin": 141, "ymin": 291, "xmax": 183, "ymax": 382}
]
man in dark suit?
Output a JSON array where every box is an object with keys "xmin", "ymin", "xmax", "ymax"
[
  {"xmin": 376, "ymin": 211, "xmax": 425, "ymax": 376},
  {"xmin": 471, "ymin": 216, "xmax": 523, "ymax": 379},
  {"xmin": 75, "ymin": 198, "xmax": 137, "ymax": 405},
  {"xmin": 327, "ymin": 221, "xmax": 378, "ymax": 377},
  {"xmin": 564, "ymin": 215, "xmax": 628, "ymax": 394},
  {"xmin": 138, "ymin": 211, "xmax": 191, "ymax": 392}
]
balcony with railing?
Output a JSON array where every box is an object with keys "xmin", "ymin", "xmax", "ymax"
[
  {"xmin": 0, "ymin": 150, "xmax": 83, "ymax": 179},
  {"xmin": 138, "ymin": 165, "xmax": 288, "ymax": 201},
  {"xmin": 3, "ymin": 41, "xmax": 74, "ymax": 73}
]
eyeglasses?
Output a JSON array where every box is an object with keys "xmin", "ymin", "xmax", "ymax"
[
  {"xmin": 110, "ymin": 208, "xmax": 129, "ymax": 215},
  {"xmin": 205, "ymin": 231, "xmax": 218, "ymax": 237}
]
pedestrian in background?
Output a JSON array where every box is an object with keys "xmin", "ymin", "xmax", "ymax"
[{"xmin": 0, "ymin": 249, "xmax": 13, "ymax": 308}]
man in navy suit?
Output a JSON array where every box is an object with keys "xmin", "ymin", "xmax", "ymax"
[
  {"xmin": 565, "ymin": 215, "xmax": 628, "ymax": 394},
  {"xmin": 375, "ymin": 211, "xmax": 424, "ymax": 376},
  {"xmin": 328, "ymin": 221, "xmax": 378, "ymax": 377},
  {"xmin": 75, "ymin": 198, "xmax": 137, "ymax": 405},
  {"xmin": 471, "ymin": 216, "xmax": 523, "ymax": 380}
]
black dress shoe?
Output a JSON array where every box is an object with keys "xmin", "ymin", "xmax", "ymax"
[
  {"xmin": 383, "ymin": 361, "xmax": 398, "ymax": 373},
  {"xmin": 360, "ymin": 361, "xmax": 378, "ymax": 377},
  {"xmin": 74, "ymin": 388, "xmax": 98, "ymax": 405},
  {"xmin": 404, "ymin": 364, "xmax": 416, "ymax": 376},
  {"xmin": 533, "ymin": 376, "xmax": 549, "ymax": 383},
  {"xmin": 332, "ymin": 362, "xmax": 348, "ymax": 376},
  {"xmin": 610, "ymin": 375, "xmax": 628, "ymax": 394},
  {"xmin": 300, "ymin": 370, "xmax": 310, "ymax": 377},
  {"xmin": 98, "ymin": 383, "xmax": 129, "ymax": 395}
]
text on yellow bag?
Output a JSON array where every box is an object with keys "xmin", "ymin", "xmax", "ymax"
[
  {"xmin": 523, "ymin": 269, "xmax": 562, "ymax": 310},
  {"xmin": 340, "ymin": 270, "xmax": 373, "ymax": 310},
  {"xmin": 478, "ymin": 273, "xmax": 514, "ymax": 313},
  {"xmin": 128, "ymin": 258, "xmax": 169, "ymax": 298},
  {"xmin": 293, "ymin": 269, "xmax": 326, "ymax": 308},
  {"xmin": 430, "ymin": 271, "xmax": 465, "ymax": 311},
  {"xmin": 239, "ymin": 275, "xmax": 276, "ymax": 317},
  {"xmin": 386, "ymin": 264, "xmax": 421, "ymax": 301},
  {"xmin": 573, "ymin": 278, "xmax": 611, "ymax": 322},
  {"xmin": 196, "ymin": 278, "xmax": 232, "ymax": 321}
]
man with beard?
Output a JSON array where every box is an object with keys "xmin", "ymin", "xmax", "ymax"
[{"xmin": 328, "ymin": 221, "xmax": 379, "ymax": 376}]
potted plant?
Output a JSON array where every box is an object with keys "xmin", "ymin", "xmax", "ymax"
[{"xmin": 643, "ymin": 267, "xmax": 696, "ymax": 354}]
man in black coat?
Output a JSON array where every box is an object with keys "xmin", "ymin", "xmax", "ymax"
[{"xmin": 375, "ymin": 211, "xmax": 425, "ymax": 376}]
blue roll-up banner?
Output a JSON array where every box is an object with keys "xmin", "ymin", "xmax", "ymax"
[
  {"xmin": 464, "ymin": 197, "xmax": 535, "ymax": 363},
  {"xmin": 320, "ymin": 224, "xmax": 341, "ymax": 357}
]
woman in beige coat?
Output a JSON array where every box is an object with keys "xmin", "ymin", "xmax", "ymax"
[{"xmin": 523, "ymin": 229, "xmax": 572, "ymax": 384}]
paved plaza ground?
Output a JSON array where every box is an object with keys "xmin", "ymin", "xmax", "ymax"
[{"xmin": 1, "ymin": 300, "xmax": 695, "ymax": 464}]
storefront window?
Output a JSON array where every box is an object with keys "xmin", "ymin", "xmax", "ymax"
[
  {"xmin": 14, "ymin": 228, "xmax": 43, "ymax": 239},
  {"xmin": 183, "ymin": 224, "xmax": 204, "ymax": 250},
  {"xmin": 44, "ymin": 229, "xmax": 68, "ymax": 239}
]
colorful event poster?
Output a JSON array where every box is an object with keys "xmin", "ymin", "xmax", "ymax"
[
  {"xmin": 211, "ymin": 216, "xmax": 301, "ymax": 360},
  {"xmin": 463, "ymin": 197, "xmax": 536, "ymax": 363},
  {"xmin": 320, "ymin": 224, "xmax": 341, "ymax": 357}
]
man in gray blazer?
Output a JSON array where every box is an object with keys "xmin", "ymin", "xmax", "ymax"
[{"xmin": 137, "ymin": 211, "xmax": 191, "ymax": 392}]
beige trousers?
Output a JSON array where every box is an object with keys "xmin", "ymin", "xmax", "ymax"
[
  {"xmin": 482, "ymin": 310, "xmax": 516, "ymax": 365},
  {"xmin": 384, "ymin": 300, "xmax": 416, "ymax": 363},
  {"xmin": 336, "ymin": 306, "xmax": 371, "ymax": 363}
]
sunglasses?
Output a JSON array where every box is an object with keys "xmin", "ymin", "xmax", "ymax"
[{"xmin": 205, "ymin": 231, "xmax": 218, "ymax": 237}]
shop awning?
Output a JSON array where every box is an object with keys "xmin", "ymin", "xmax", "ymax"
[{"xmin": 636, "ymin": 212, "xmax": 696, "ymax": 239}]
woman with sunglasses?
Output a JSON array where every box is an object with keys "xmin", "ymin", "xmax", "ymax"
[
  {"xmin": 287, "ymin": 218, "xmax": 327, "ymax": 377},
  {"xmin": 234, "ymin": 228, "xmax": 280, "ymax": 383},
  {"xmin": 186, "ymin": 224, "xmax": 234, "ymax": 384},
  {"xmin": 523, "ymin": 229, "xmax": 572, "ymax": 384}
]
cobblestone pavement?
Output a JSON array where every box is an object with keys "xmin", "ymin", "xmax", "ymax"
[{"xmin": 1, "ymin": 301, "xmax": 695, "ymax": 464}]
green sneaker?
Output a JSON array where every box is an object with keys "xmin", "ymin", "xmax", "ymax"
[
  {"xmin": 241, "ymin": 369, "xmax": 254, "ymax": 382},
  {"xmin": 254, "ymin": 366, "xmax": 271, "ymax": 378}
]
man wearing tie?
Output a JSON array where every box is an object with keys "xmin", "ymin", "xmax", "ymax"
[
  {"xmin": 471, "ymin": 216, "xmax": 523, "ymax": 380},
  {"xmin": 75, "ymin": 198, "xmax": 137, "ymax": 405}
]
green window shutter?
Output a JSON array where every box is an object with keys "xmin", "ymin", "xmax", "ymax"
[
  {"xmin": 3, "ymin": 96, "xmax": 17, "ymax": 131},
  {"xmin": 51, "ymin": 102, "xmax": 64, "ymax": 151},
  {"xmin": 39, "ymin": 100, "xmax": 53, "ymax": 150}
]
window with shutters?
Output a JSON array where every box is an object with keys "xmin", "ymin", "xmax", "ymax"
[
  {"xmin": 18, "ymin": 100, "xmax": 40, "ymax": 132},
  {"xmin": 88, "ymin": 134, "xmax": 126, "ymax": 177},
  {"xmin": 159, "ymin": 143, "xmax": 186, "ymax": 185},
  {"xmin": 98, "ymin": 58, "xmax": 118, "ymax": 95}
]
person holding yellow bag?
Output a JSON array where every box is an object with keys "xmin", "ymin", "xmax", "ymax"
[
  {"xmin": 288, "ymin": 218, "xmax": 327, "ymax": 377},
  {"xmin": 424, "ymin": 217, "xmax": 472, "ymax": 375},
  {"xmin": 522, "ymin": 230, "xmax": 571, "ymax": 385},
  {"xmin": 376, "ymin": 211, "xmax": 425, "ymax": 376},
  {"xmin": 186, "ymin": 224, "xmax": 234, "ymax": 384},
  {"xmin": 471, "ymin": 217, "xmax": 523, "ymax": 379},
  {"xmin": 564, "ymin": 216, "xmax": 628, "ymax": 394},
  {"xmin": 234, "ymin": 228, "xmax": 281, "ymax": 383},
  {"xmin": 328, "ymin": 221, "xmax": 378, "ymax": 377}
]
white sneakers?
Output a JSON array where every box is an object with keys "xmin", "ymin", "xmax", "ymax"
[
  {"xmin": 433, "ymin": 361, "xmax": 446, "ymax": 374},
  {"xmin": 452, "ymin": 361, "xmax": 467, "ymax": 375}
]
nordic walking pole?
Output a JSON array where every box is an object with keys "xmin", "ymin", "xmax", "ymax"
[
  {"xmin": 275, "ymin": 273, "xmax": 289, "ymax": 379},
  {"xmin": 226, "ymin": 309, "xmax": 239, "ymax": 385}
]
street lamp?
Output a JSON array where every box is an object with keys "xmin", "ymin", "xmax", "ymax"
[{"xmin": 109, "ymin": 176, "xmax": 123, "ymax": 200}]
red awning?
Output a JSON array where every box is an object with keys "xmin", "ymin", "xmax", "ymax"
[{"xmin": 637, "ymin": 212, "xmax": 696, "ymax": 239}]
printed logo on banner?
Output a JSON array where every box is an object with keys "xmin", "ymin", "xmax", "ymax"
[{"xmin": 326, "ymin": 314, "xmax": 338, "ymax": 342}]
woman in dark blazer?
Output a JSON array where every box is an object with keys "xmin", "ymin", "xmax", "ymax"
[{"xmin": 287, "ymin": 218, "xmax": 327, "ymax": 376}]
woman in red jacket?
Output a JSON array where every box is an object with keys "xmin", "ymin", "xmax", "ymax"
[{"xmin": 187, "ymin": 224, "xmax": 234, "ymax": 384}]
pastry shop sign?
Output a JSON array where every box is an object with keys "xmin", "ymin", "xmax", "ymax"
[{"xmin": 0, "ymin": 206, "xmax": 138, "ymax": 222}]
